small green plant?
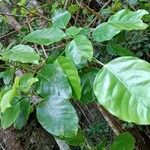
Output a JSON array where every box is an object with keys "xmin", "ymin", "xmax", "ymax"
[{"xmin": 0, "ymin": 6, "xmax": 149, "ymax": 149}]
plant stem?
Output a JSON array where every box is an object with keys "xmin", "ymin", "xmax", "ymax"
[{"xmin": 92, "ymin": 57, "xmax": 104, "ymax": 66}]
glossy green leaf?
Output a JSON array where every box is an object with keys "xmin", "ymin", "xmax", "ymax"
[
  {"xmin": 110, "ymin": 132, "xmax": 135, "ymax": 150},
  {"xmin": 56, "ymin": 56, "xmax": 81, "ymax": 100},
  {"xmin": 0, "ymin": 77, "xmax": 20, "ymax": 113},
  {"xmin": 80, "ymin": 68, "xmax": 99, "ymax": 104},
  {"xmin": 108, "ymin": 9, "xmax": 148, "ymax": 30},
  {"xmin": 106, "ymin": 42, "xmax": 134, "ymax": 56},
  {"xmin": 3, "ymin": 67, "xmax": 15, "ymax": 85},
  {"xmin": 24, "ymin": 27, "xmax": 65, "ymax": 45},
  {"xmin": 14, "ymin": 98, "xmax": 30, "ymax": 129},
  {"xmin": 92, "ymin": 9, "xmax": 148, "ymax": 42},
  {"xmin": 92, "ymin": 22, "xmax": 121, "ymax": 42},
  {"xmin": 66, "ymin": 26, "xmax": 83, "ymax": 38},
  {"xmin": 37, "ymin": 95, "xmax": 78, "ymax": 138},
  {"xmin": 36, "ymin": 64, "xmax": 72, "ymax": 99},
  {"xmin": 1, "ymin": 99, "xmax": 20, "ymax": 129},
  {"xmin": 94, "ymin": 57, "xmax": 150, "ymax": 124},
  {"xmin": 52, "ymin": 8, "xmax": 71, "ymax": 29},
  {"xmin": 65, "ymin": 35, "xmax": 93, "ymax": 68},
  {"xmin": 2, "ymin": 45, "xmax": 39, "ymax": 64},
  {"xmin": 20, "ymin": 73, "xmax": 38, "ymax": 93}
]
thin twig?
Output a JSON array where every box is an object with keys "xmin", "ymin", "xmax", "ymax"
[{"xmin": 41, "ymin": 45, "xmax": 48, "ymax": 59}]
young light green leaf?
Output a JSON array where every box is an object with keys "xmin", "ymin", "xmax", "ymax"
[
  {"xmin": 24, "ymin": 27, "xmax": 66, "ymax": 45},
  {"xmin": 56, "ymin": 56, "xmax": 81, "ymax": 100},
  {"xmin": 106, "ymin": 41, "xmax": 134, "ymax": 56},
  {"xmin": 52, "ymin": 8, "xmax": 71, "ymax": 29},
  {"xmin": 20, "ymin": 73, "xmax": 38, "ymax": 93},
  {"xmin": 110, "ymin": 132, "xmax": 135, "ymax": 150},
  {"xmin": 92, "ymin": 9, "xmax": 148, "ymax": 42},
  {"xmin": 94, "ymin": 57, "xmax": 150, "ymax": 124},
  {"xmin": 14, "ymin": 98, "xmax": 30, "ymax": 129},
  {"xmin": 0, "ymin": 77, "xmax": 20, "ymax": 113},
  {"xmin": 2, "ymin": 44, "xmax": 39, "ymax": 64},
  {"xmin": 37, "ymin": 95, "xmax": 78, "ymax": 138},
  {"xmin": 36, "ymin": 64, "xmax": 72, "ymax": 99},
  {"xmin": 1, "ymin": 100, "xmax": 20, "ymax": 129},
  {"xmin": 66, "ymin": 26, "xmax": 83, "ymax": 38},
  {"xmin": 65, "ymin": 35, "xmax": 93, "ymax": 68}
]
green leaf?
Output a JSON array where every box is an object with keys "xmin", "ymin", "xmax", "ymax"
[
  {"xmin": 3, "ymin": 67, "xmax": 15, "ymax": 85},
  {"xmin": 108, "ymin": 9, "xmax": 148, "ymax": 30},
  {"xmin": 36, "ymin": 64, "xmax": 72, "ymax": 99},
  {"xmin": 56, "ymin": 56, "xmax": 81, "ymax": 100},
  {"xmin": 24, "ymin": 27, "xmax": 66, "ymax": 45},
  {"xmin": 92, "ymin": 22, "xmax": 120, "ymax": 42},
  {"xmin": 62, "ymin": 128, "xmax": 85, "ymax": 146},
  {"xmin": 106, "ymin": 42, "xmax": 134, "ymax": 56},
  {"xmin": 2, "ymin": 44, "xmax": 39, "ymax": 64},
  {"xmin": 14, "ymin": 98, "xmax": 30, "ymax": 129},
  {"xmin": 80, "ymin": 68, "xmax": 99, "ymax": 104},
  {"xmin": 94, "ymin": 57, "xmax": 150, "ymax": 124},
  {"xmin": 0, "ymin": 77, "xmax": 20, "ymax": 113},
  {"xmin": 20, "ymin": 73, "xmax": 38, "ymax": 93},
  {"xmin": 110, "ymin": 132, "xmax": 135, "ymax": 150},
  {"xmin": 65, "ymin": 35, "xmax": 93, "ymax": 68},
  {"xmin": 1, "ymin": 99, "xmax": 20, "ymax": 129},
  {"xmin": 92, "ymin": 9, "xmax": 148, "ymax": 42},
  {"xmin": 37, "ymin": 96, "xmax": 78, "ymax": 138},
  {"xmin": 66, "ymin": 26, "xmax": 83, "ymax": 38},
  {"xmin": 52, "ymin": 8, "xmax": 71, "ymax": 29}
]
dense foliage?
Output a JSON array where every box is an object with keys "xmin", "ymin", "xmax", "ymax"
[{"xmin": 0, "ymin": 0, "xmax": 150, "ymax": 149}]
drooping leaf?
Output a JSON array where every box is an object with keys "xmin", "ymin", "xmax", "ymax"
[
  {"xmin": 24, "ymin": 27, "xmax": 65, "ymax": 45},
  {"xmin": 80, "ymin": 68, "xmax": 99, "ymax": 104},
  {"xmin": 106, "ymin": 41, "xmax": 134, "ymax": 56},
  {"xmin": 94, "ymin": 57, "xmax": 150, "ymax": 124},
  {"xmin": 52, "ymin": 8, "xmax": 71, "ymax": 29},
  {"xmin": 56, "ymin": 56, "xmax": 81, "ymax": 100},
  {"xmin": 3, "ymin": 67, "xmax": 15, "ymax": 85},
  {"xmin": 110, "ymin": 132, "xmax": 135, "ymax": 150},
  {"xmin": 65, "ymin": 35, "xmax": 93, "ymax": 68},
  {"xmin": 1, "ymin": 99, "xmax": 20, "ymax": 129},
  {"xmin": 92, "ymin": 9, "xmax": 148, "ymax": 42},
  {"xmin": 2, "ymin": 45, "xmax": 39, "ymax": 64},
  {"xmin": 20, "ymin": 73, "xmax": 38, "ymax": 93},
  {"xmin": 14, "ymin": 98, "xmax": 30, "ymax": 129},
  {"xmin": 36, "ymin": 64, "xmax": 72, "ymax": 99},
  {"xmin": 37, "ymin": 95, "xmax": 78, "ymax": 138},
  {"xmin": 0, "ymin": 77, "xmax": 20, "ymax": 113}
]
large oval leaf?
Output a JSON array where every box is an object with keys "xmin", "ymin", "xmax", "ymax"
[
  {"xmin": 24, "ymin": 27, "xmax": 65, "ymax": 45},
  {"xmin": 37, "ymin": 95, "xmax": 78, "ymax": 138},
  {"xmin": 2, "ymin": 45, "xmax": 39, "ymax": 64},
  {"xmin": 36, "ymin": 64, "xmax": 72, "ymax": 99},
  {"xmin": 52, "ymin": 8, "xmax": 71, "ymax": 29},
  {"xmin": 56, "ymin": 56, "xmax": 81, "ymax": 100},
  {"xmin": 65, "ymin": 35, "xmax": 93, "ymax": 68},
  {"xmin": 94, "ymin": 57, "xmax": 150, "ymax": 124}
]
